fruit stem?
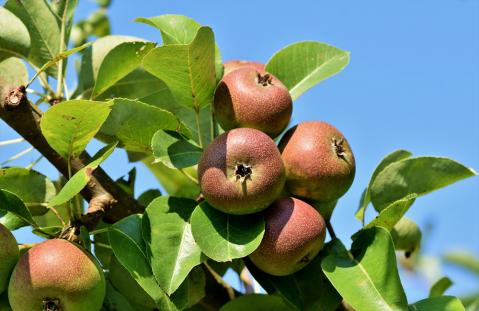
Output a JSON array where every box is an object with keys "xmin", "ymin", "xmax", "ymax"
[{"xmin": 325, "ymin": 219, "xmax": 337, "ymax": 240}]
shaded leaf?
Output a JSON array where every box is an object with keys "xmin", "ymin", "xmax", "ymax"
[
  {"xmin": 142, "ymin": 158, "xmax": 200, "ymax": 199},
  {"xmin": 143, "ymin": 27, "xmax": 216, "ymax": 110},
  {"xmin": 99, "ymin": 98, "xmax": 190, "ymax": 153},
  {"xmin": 0, "ymin": 7, "xmax": 30, "ymax": 60},
  {"xmin": 0, "ymin": 167, "xmax": 55, "ymax": 215},
  {"xmin": 409, "ymin": 296, "xmax": 465, "ymax": 311},
  {"xmin": 143, "ymin": 197, "xmax": 205, "ymax": 295},
  {"xmin": 266, "ymin": 41, "xmax": 349, "ymax": 100},
  {"xmin": 190, "ymin": 202, "xmax": 264, "ymax": 262},
  {"xmin": 170, "ymin": 266, "xmax": 206, "ymax": 310},
  {"xmin": 48, "ymin": 142, "xmax": 117, "ymax": 207},
  {"xmin": 322, "ymin": 228, "xmax": 407, "ymax": 311},
  {"xmin": 247, "ymin": 243, "xmax": 342, "ymax": 311},
  {"xmin": 355, "ymin": 150, "xmax": 413, "ymax": 223},
  {"xmin": 0, "ymin": 189, "xmax": 37, "ymax": 228},
  {"xmin": 41, "ymin": 100, "xmax": 113, "ymax": 159},
  {"xmin": 220, "ymin": 294, "xmax": 291, "ymax": 311},
  {"xmin": 151, "ymin": 130, "xmax": 202, "ymax": 169},
  {"xmin": 108, "ymin": 215, "xmax": 178, "ymax": 311},
  {"xmin": 371, "ymin": 157, "xmax": 476, "ymax": 212}
]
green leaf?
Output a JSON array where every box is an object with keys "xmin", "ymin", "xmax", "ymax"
[
  {"xmin": 322, "ymin": 228, "xmax": 407, "ymax": 311},
  {"xmin": 99, "ymin": 98, "xmax": 190, "ymax": 154},
  {"xmin": 443, "ymin": 251, "xmax": 479, "ymax": 276},
  {"xmin": 136, "ymin": 15, "xmax": 201, "ymax": 45},
  {"xmin": 265, "ymin": 41, "xmax": 349, "ymax": 101},
  {"xmin": 190, "ymin": 202, "xmax": 265, "ymax": 262},
  {"xmin": 142, "ymin": 158, "xmax": 200, "ymax": 199},
  {"xmin": 0, "ymin": 167, "xmax": 56, "ymax": 215},
  {"xmin": 41, "ymin": 100, "xmax": 113, "ymax": 159},
  {"xmin": 48, "ymin": 142, "xmax": 117, "ymax": 207},
  {"xmin": 0, "ymin": 189, "xmax": 38, "ymax": 228},
  {"xmin": 91, "ymin": 41, "xmax": 156, "ymax": 99},
  {"xmin": 135, "ymin": 14, "xmax": 223, "ymax": 81},
  {"xmin": 142, "ymin": 196, "xmax": 205, "ymax": 295},
  {"xmin": 0, "ymin": 212, "xmax": 25, "ymax": 231},
  {"xmin": 108, "ymin": 215, "xmax": 178, "ymax": 311},
  {"xmin": 0, "ymin": 57, "xmax": 28, "ymax": 100},
  {"xmin": 370, "ymin": 157, "xmax": 477, "ymax": 212},
  {"xmin": 0, "ymin": 7, "xmax": 30, "ymax": 60},
  {"xmin": 74, "ymin": 35, "xmax": 143, "ymax": 97},
  {"xmin": 408, "ymin": 296, "xmax": 465, "ymax": 311},
  {"xmin": 151, "ymin": 130, "xmax": 202, "ymax": 169},
  {"xmin": 246, "ymin": 244, "xmax": 342, "ymax": 311},
  {"xmin": 143, "ymin": 27, "xmax": 216, "ymax": 110},
  {"xmin": 220, "ymin": 294, "xmax": 291, "ymax": 311},
  {"xmin": 103, "ymin": 281, "xmax": 138, "ymax": 311},
  {"xmin": 29, "ymin": 42, "xmax": 92, "ymax": 84},
  {"xmin": 170, "ymin": 266, "xmax": 206, "ymax": 310},
  {"xmin": 32, "ymin": 226, "xmax": 62, "ymax": 238},
  {"xmin": 355, "ymin": 150, "xmax": 413, "ymax": 223},
  {"xmin": 5, "ymin": 0, "xmax": 61, "ymax": 76},
  {"xmin": 352, "ymin": 194, "xmax": 417, "ymax": 240},
  {"xmin": 429, "ymin": 277, "xmax": 453, "ymax": 298}
]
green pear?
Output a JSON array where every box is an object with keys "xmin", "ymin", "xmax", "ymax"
[
  {"xmin": 8, "ymin": 239, "xmax": 105, "ymax": 311},
  {"xmin": 0, "ymin": 224, "xmax": 18, "ymax": 294}
]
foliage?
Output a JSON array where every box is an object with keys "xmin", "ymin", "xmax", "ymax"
[{"xmin": 0, "ymin": 1, "xmax": 477, "ymax": 311}]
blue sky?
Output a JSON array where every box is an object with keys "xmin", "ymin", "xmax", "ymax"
[{"xmin": 1, "ymin": 0, "xmax": 478, "ymax": 304}]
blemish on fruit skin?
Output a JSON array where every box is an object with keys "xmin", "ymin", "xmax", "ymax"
[{"xmin": 42, "ymin": 298, "xmax": 60, "ymax": 311}]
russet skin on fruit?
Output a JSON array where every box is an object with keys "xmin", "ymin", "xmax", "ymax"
[
  {"xmin": 223, "ymin": 60, "xmax": 266, "ymax": 76},
  {"xmin": 198, "ymin": 128, "xmax": 285, "ymax": 215},
  {"xmin": 8, "ymin": 239, "xmax": 105, "ymax": 311},
  {"xmin": 279, "ymin": 121, "xmax": 356, "ymax": 202},
  {"xmin": 214, "ymin": 67, "xmax": 293, "ymax": 138},
  {"xmin": 249, "ymin": 197, "xmax": 326, "ymax": 276},
  {"xmin": 0, "ymin": 224, "xmax": 19, "ymax": 294}
]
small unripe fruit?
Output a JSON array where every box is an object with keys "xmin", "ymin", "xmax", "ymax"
[
  {"xmin": 391, "ymin": 217, "xmax": 422, "ymax": 257},
  {"xmin": 198, "ymin": 128, "xmax": 285, "ymax": 214},
  {"xmin": 249, "ymin": 197, "xmax": 326, "ymax": 276},
  {"xmin": 279, "ymin": 121, "xmax": 355, "ymax": 202},
  {"xmin": 214, "ymin": 68, "xmax": 293, "ymax": 138},
  {"xmin": 223, "ymin": 60, "xmax": 265, "ymax": 76},
  {"xmin": 0, "ymin": 224, "xmax": 18, "ymax": 294},
  {"xmin": 8, "ymin": 239, "xmax": 105, "ymax": 311}
]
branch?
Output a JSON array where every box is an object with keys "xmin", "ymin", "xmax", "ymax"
[{"xmin": 1, "ymin": 86, "xmax": 144, "ymax": 229}]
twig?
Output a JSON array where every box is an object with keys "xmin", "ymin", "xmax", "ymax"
[
  {"xmin": 56, "ymin": 0, "xmax": 68, "ymax": 98},
  {"xmin": 49, "ymin": 206, "xmax": 67, "ymax": 227},
  {"xmin": 326, "ymin": 219, "xmax": 337, "ymax": 240},
  {"xmin": 0, "ymin": 137, "xmax": 24, "ymax": 147},
  {"xmin": 0, "ymin": 87, "xmax": 144, "ymax": 230},
  {"xmin": 0, "ymin": 146, "xmax": 34, "ymax": 166}
]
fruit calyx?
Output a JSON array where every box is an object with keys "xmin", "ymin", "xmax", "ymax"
[
  {"xmin": 256, "ymin": 72, "xmax": 273, "ymax": 86},
  {"xmin": 234, "ymin": 163, "xmax": 252, "ymax": 182},
  {"xmin": 332, "ymin": 137, "xmax": 346, "ymax": 159},
  {"xmin": 43, "ymin": 298, "xmax": 60, "ymax": 311}
]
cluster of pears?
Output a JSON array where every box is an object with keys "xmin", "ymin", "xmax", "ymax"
[
  {"xmin": 199, "ymin": 60, "xmax": 356, "ymax": 276},
  {"xmin": 0, "ymin": 224, "xmax": 105, "ymax": 311}
]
